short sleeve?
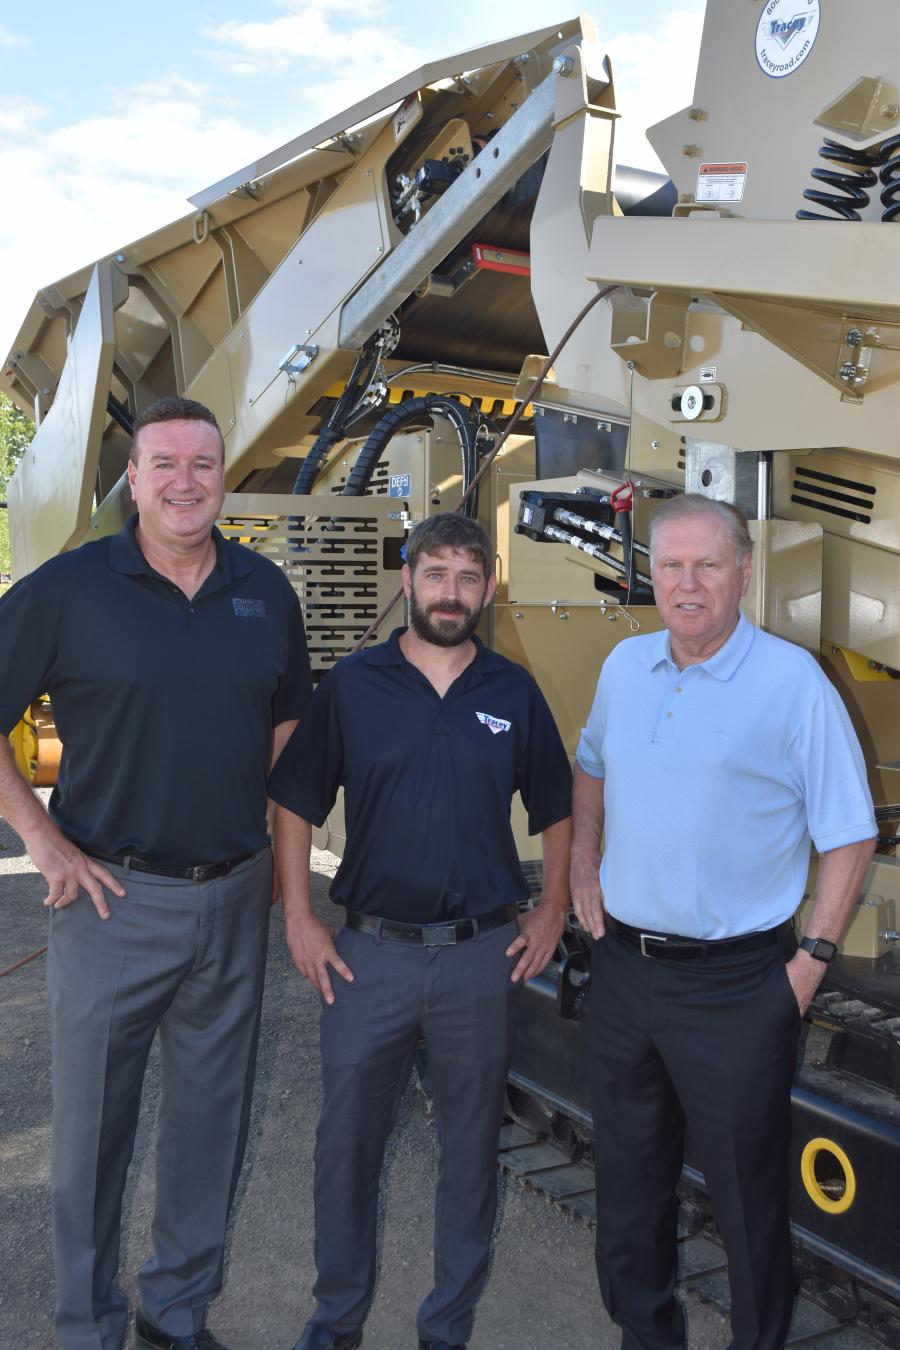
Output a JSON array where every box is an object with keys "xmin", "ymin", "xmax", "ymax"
[
  {"xmin": 268, "ymin": 667, "xmax": 344, "ymax": 826},
  {"xmin": 790, "ymin": 676, "xmax": 876, "ymax": 852},
  {"xmin": 0, "ymin": 571, "xmax": 59, "ymax": 735},
  {"xmin": 272, "ymin": 585, "xmax": 314, "ymax": 725},
  {"xmin": 575, "ymin": 671, "xmax": 606, "ymax": 779},
  {"xmin": 515, "ymin": 678, "xmax": 572, "ymax": 835}
]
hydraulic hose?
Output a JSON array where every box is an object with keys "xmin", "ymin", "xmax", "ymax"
[
  {"xmin": 341, "ymin": 395, "xmax": 479, "ymax": 516},
  {"xmin": 292, "ymin": 339, "xmax": 382, "ymax": 495},
  {"xmin": 292, "ymin": 426, "xmax": 343, "ymax": 495},
  {"xmin": 350, "ymin": 283, "xmax": 621, "ymax": 652}
]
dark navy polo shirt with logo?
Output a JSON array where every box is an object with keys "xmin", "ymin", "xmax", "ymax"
[
  {"xmin": 0, "ymin": 515, "xmax": 313, "ymax": 866},
  {"xmin": 268, "ymin": 628, "xmax": 572, "ymax": 922}
]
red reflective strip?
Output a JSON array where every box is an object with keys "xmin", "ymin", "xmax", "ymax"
[{"xmin": 471, "ymin": 243, "xmax": 531, "ymax": 277}]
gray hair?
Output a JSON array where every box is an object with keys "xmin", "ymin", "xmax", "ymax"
[{"xmin": 648, "ymin": 494, "xmax": 753, "ymax": 565}]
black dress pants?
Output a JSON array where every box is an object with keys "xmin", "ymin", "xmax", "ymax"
[{"xmin": 587, "ymin": 928, "xmax": 801, "ymax": 1350}]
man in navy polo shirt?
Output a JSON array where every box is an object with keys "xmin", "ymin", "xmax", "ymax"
[
  {"xmin": 0, "ymin": 397, "xmax": 313, "ymax": 1350},
  {"xmin": 270, "ymin": 513, "xmax": 572, "ymax": 1350},
  {"xmin": 571, "ymin": 493, "xmax": 876, "ymax": 1350}
]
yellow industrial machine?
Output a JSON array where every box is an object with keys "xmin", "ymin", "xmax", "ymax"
[{"xmin": 3, "ymin": 0, "xmax": 899, "ymax": 1329}]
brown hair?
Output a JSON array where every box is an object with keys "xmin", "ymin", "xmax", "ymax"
[
  {"xmin": 130, "ymin": 397, "xmax": 224, "ymax": 462},
  {"xmin": 405, "ymin": 513, "xmax": 493, "ymax": 580}
]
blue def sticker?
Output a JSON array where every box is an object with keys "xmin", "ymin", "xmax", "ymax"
[{"xmin": 389, "ymin": 473, "xmax": 411, "ymax": 498}]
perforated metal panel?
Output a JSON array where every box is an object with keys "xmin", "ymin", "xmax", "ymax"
[{"xmin": 218, "ymin": 493, "xmax": 406, "ymax": 679}]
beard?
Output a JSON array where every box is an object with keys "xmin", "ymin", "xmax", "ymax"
[{"xmin": 408, "ymin": 586, "xmax": 485, "ymax": 648}]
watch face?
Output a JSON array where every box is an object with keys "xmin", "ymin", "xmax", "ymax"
[{"xmin": 802, "ymin": 936, "xmax": 837, "ymax": 963}]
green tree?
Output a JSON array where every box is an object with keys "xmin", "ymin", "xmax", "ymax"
[{"xmin": 0, "ymin": 393, "xmax": 34, "ymax": 579}]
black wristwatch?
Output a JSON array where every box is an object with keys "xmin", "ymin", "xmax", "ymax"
[{"xmin": 799, "ymin": 935, "xmax": 838, "ymax": 964}]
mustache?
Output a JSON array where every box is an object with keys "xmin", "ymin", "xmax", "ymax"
[{"xmin": 426, "ymin": 600, "xmax": 470, "ymax": 617}]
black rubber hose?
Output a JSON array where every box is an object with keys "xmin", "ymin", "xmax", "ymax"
[
  {"xmin": 292, "ymin": 426, "xmax": 343, "ymax": 495},
  {"xmin": 292, "ymin": 341, "xmax": 381, "ymax": 495},
  {"xmin": 341, "ymin": 395, "xmax": 478, "ymax": 514}
]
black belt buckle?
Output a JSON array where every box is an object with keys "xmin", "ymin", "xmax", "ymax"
[
  {"xmin": 422, "ymin": 922, "xmax": 459, "ymax": 947},
  {"xmin": 640, "ymin": 932, "xmax": 668, "ymax": 958},
  {"xmin": 191, "ymin": 861, "xmax": 225, "ymax": 883}
]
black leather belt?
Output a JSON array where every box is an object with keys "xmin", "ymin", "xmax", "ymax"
[
  {"xmin": 609, "ymin": 915, "xmax": 791, "ymax": 961},
  {"xmin": 345, "ymin": 904, "xmax": 518, "ymax": 947},
  {"xmin": 86, "ymin": 847, "xmax": 254, "ymax": 884}
]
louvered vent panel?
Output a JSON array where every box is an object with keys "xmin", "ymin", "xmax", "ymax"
[
  {"xmin": 790, "ymin": 465, "xmax": 875, "ymax": 524},
  {"xmin": 218, "ymin": 493, "xmax": 405, "ymax": 681}
]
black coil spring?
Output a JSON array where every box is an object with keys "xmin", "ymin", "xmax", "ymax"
[
  {"xmin": 796, "ymin": 137, "xmax": 879, "ymax": 220},
  {"xmin": 878, "ymin": 133, "xmax": 900, "ymax": 222}
]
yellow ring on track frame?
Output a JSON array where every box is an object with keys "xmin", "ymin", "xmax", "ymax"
[{"xmin": 800, "ymin": 1137, "xmax": 857, "ymax": 1214}]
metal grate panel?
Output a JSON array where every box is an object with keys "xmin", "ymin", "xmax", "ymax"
[{"xmin": 218, "ymin": 493, "xmax": 406, "ymax": 679}]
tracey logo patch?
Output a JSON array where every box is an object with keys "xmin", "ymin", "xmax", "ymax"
[
  {"xmin": 233, "ymin": 598, "xmax": 267, "ymax": 618},
  {"xmin": 476, "ymin": 711, "xmax": 511, "ymax": 735}
]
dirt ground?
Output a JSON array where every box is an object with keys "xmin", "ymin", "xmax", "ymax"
[{"xmin": 1, "ymin": 806, "xmax": 738, "ymax": 1350}]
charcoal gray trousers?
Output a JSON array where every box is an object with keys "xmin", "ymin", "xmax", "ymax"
[
  {"xmin": 311, "ymin": 917, "xmax": 521, "ymax": 1346},
  {"xmin": 47, "ymin": 848, "xmax": 272, "ymax": 1350}
]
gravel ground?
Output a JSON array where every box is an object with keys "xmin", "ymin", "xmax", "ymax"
[{"xmin": 0, "ymin": 806, "xmax": 737, "ymax": 1349}]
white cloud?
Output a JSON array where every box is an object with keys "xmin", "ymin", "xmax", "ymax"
[
  {"xmin": 0, "ymin": 83, "xmax": 273, "ymax": 361},
  {"xmin": 0, "ymin": 96, "xmax": 46, "ymax": 137},
  {"xmin": 203, "ymin": 0, "xmax": 421, "ymax": 85},
  {"xmin": 0, "ymin": 24, "xmax": 28, "ymax": 49},
  {"xmin": 605, "ymin": 8, "xmax": 705, "ymax": 172}
]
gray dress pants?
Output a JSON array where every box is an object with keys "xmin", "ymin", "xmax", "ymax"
[
  {"xmin": 311, "ymin": 917, "xmax": 521, "ymax": 1347},
  {"xmin": 47, "ymin": 849, "xmax": 272, "ymax": 1350}
]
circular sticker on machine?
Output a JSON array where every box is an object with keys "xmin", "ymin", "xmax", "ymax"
[{"xmin": 756, "ymin": 0, "xmax": 820, "ymax": 79}]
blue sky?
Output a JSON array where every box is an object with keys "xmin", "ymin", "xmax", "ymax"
[{"xmin": 0, "ymin": 1, "xmax": 705, "ymax": 361}]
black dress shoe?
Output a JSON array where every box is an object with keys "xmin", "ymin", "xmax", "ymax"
[
  {"xmin": 134, "ymin": 1309, "xmax": 228, "ymax": 1349},
  {"xmin": 291, "ymin": 1322, "xmax": 363, "ymax": 1350},
  {"xmin": 418, "ymin": 1341, "xmax": 466, "ymax": 1349}
]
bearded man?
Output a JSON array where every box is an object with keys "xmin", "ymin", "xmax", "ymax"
[{"xmin": 269, "ymin": 513, "xmax": 572, "ymax": 1350}]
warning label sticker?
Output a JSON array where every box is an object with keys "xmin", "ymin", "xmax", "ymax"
[
  {"xmin": 696, "ymin": 163, "xmax": 748, "ymax": 203},
  {"xmin": 394, "ymin": 95, "xmax": 422, "ymax": 141}
]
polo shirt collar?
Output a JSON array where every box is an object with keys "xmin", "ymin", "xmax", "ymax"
[
  {"xmin": 366, "ymin": 627, "xmax": 505, "ymax": 680},
  {"xmin": 649, "ymin": 610, "xmax": 756, "ymax": 681},
  {"xmin": 108, "ymin": 514, "xmax": 254, "ymax": 582}
]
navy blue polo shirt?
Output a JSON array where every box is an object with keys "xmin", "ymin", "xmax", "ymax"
[
  {"xmin": 268, "ymin": 628, "xmax": 572, "ymax": 922},
  {"xmin": 0, "ymin": 515, "xmax": 313, "ymax": 866}
]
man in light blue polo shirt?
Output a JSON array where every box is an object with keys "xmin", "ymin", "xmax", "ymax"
[{"xmin": 571, "ymin": 493, "xmax": 876, "ymax": 1350}]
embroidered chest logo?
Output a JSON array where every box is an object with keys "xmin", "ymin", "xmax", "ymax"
[
  {"xmin": 233, "ymin": 598, "xmax": 267, "ymax": 618},
  {"xmin": 476, "ymin": 711, "xmax": 511, "ymax": 735}
]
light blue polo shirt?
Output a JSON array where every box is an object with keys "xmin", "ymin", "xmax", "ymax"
[{"xmin": 576, "ymin": 613, "xmax": 876, "ymax": 938}]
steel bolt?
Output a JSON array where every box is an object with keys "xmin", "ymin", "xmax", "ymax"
[
  {"xmin": 881, "ymin": 104, "xmax": 899, "ymax": 120},
  {"xmin": 552, "ymin": 55, "xmax": 575, "ymax": 76},
  {"xmin": 681, "ymin": 144, "xmax": 700, "ymax": 158}
]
